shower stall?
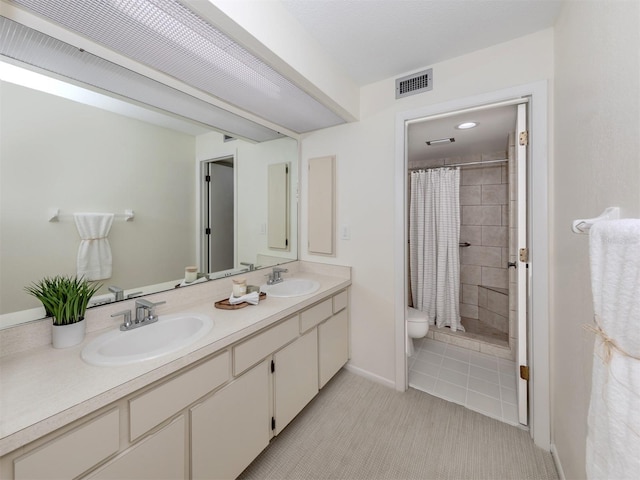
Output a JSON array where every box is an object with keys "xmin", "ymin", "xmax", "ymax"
[{"xmin": 407, "ymin": 106, "xmax": 522, "ymax": 362}]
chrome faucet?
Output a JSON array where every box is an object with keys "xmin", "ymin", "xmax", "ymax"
[
  {"xmin": 266, "ymin": 267, "xmax": 288, "ymax": 285},
  {"xmin": 111, "ymin": 298, "xmax": 166, "ymax": 331}
]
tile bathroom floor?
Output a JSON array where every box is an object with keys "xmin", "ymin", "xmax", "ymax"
[{"xmin": 409, "ymin": 337, "xmax": 520, "ymax": 426}]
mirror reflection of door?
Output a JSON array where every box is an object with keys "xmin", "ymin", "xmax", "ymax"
[{"xmin": 202, "ymin": 157, "xmax": 234, "ymax": 273}]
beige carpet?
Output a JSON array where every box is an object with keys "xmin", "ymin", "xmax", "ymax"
[{"xmin": 239, "ymin": 370, "xmax": 558, "ymax": 480}]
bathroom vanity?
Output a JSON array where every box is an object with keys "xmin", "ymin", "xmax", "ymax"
[{"xmin": 0, "ymin": 262, "xmax": 351, "ymax": 479}]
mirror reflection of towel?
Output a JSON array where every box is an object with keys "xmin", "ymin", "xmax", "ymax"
[{"xmin": 74, "ymin": 213, "xmax": 114, "ymax": 280}]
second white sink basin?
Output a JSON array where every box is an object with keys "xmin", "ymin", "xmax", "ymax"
[
  {"xmin": 261, "ymin": 278, "xmax": 320, "ymax": 298},
  {"xmin": 82, "ymin": 313, "xmax": 213, "ymax": 367}
]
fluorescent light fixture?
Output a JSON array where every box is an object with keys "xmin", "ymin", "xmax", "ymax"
[
  {"xmin": 456, "ymin": 121, "xmax": 478, "ymax": 129},
  {"xmin": 8, "ymin": 0, "xmax": 347, "ymax": 134},
  {"xmin": 426, "ymin": 137, "xmax": 455, "ymax": 146}
]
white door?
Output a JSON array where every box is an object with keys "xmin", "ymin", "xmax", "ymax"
[{"xmin": 516, "ymin": 102, "xmax": 529, "ymax": 425}]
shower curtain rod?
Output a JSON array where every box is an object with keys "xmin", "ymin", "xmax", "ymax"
[{"xmin": 409, "ymin": 158, "xmax": 507, "ymax": 172}]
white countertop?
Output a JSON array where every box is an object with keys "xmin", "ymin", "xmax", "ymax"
[{"xmin": 0, "ymin": 263, "xmax": 350, "ymax": 456}]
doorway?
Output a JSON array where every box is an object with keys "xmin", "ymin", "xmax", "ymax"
[
  {"xmin": 200, "ymin": 156, "xmax": 235, "ymax": 273},
  {"xmin": 405, "ymin": 101, "xmax": 528, "ymax": 427},
  {"xmin": 393, "ymin": 82, "xmax": 550, "ymax": 449}
]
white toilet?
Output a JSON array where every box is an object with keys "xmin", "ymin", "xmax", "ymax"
[{"xmin": 407, "ymin": 307, "xmax": 429, "ymax": 356}]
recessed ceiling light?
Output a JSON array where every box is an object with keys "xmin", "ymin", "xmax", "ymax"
[
  {"xmin": 425, "ymin": 137, "xmax": 455, "ymax": 146},
  {"xmin": 456, "ymin": 121, "xmax": 478, "ymax": 129}
]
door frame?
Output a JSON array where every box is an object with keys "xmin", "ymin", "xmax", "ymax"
[
  {"xmin": 393, "ymin": 81, "xmax": 550, "ymax": 450},
  {"xmin": 196, "ymin": 153, "xmax": 238, "ymax": 274}
]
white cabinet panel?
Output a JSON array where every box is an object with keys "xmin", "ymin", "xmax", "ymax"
[
  {"xmin": 191, "ymin": 361, "xmax": 270, "ymax": 480},
  {"xmin": 273, "ymin": 329, "xmax": 318, "ymax": 435},
  {"xmin": 233, "ymin": 315, "xmax": 298, "ymax": 375},
  {"xmin": 308, "ymin": 155, "xmax": 335, "ymax": 255},
  {"xmin": 129, "ymin": 352, "xmax": 229, "ymax": 441},
  {"xmin": 319, "ymin": 309, "xmax": 349, "ymax": 388},
  {"xmin": 87, "ymin": 417, "xmax": 185, "ymax": 480},
  {"xmin": 299, "ymin": 298, "xmax": 332, "ymax": 333},
  {"xmin": 15, "ymin": 409, "xmax": 119, "ymax": 480},
  {"xmin": 333, "ymin": 290, "xmax": 348, "ymax": 314}
]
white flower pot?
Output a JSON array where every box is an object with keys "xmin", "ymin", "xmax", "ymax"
[{"xmin": 52, "ymin": 318, "xmax": 86, "ymax": 349}]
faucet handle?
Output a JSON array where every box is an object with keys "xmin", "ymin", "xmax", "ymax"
[
  {"xmin": 135, "ymin": 298, "xmax": 166, "ymax": 309},
  {"xmin": 111, "ymin": 309, "xmax": 132, "ymax": 330},
  {"xmin": 135, "ymin": 299, "xmax": 166, "ymax": 323},
  {"xmin": 108, "ymin": 285, "xmax": 124, "ymax": 301}
]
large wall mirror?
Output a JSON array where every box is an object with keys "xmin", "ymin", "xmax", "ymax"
[{"xmin": 0, "ymin": 70, "xmax": 298, "ymax": 328}]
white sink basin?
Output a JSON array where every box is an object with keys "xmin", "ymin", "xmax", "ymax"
[
  {"xmin": 82, "ymin": 313, "xmax": 213, "ymax": 366},
  {"xmin": 261, "ymin": 278, "xmax": 320, "ymax": 298}
]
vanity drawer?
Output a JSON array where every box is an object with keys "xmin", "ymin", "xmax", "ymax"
[
  {"xmin": 333, "ymin": 290, "xmax": 348, "ymax": 314},
  {"xmin": 129, "ymin": 352, "xmax": 229, "ymax": 441},
  {"xmin": 14, "ymin": 409, "xmax": 119, "ymax": 480},
  {"xmin": 299, "ymin": 298, "xmax": 332, "ymax": 333},
  {"xmin": 233, "ymin": 316, "xmax": 299, "ymax": 375}
]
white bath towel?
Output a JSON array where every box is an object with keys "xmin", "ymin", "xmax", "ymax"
[
  {"xmin": 74, "ymin": 213, "xmax": 114, "ymax": 281},
  {"xmin": 228, "ymin": 291, "xmax": 260, "ymax": 305},
  {"xmin": 586, "ymin": 219, "xmax": 640, "ymax": 480}
]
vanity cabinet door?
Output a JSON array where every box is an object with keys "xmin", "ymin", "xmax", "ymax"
[
  {"xmin": 191, "ymin": 360, "xmax": 270, "ymax": 480},
  {"xmin": 319, "ymin": 308, "xmax": 349, "ymax": 388},
  {"xmin": 273, "ymin": 328, "xmax": 318, "ymax": 435},
  {"xmin": 85, "ymin": 416, "xmax": 186, "ymax": 480}
]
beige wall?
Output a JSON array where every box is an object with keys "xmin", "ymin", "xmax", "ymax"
[
  {"xmin": 0, "ymin": 82, "xmax": 196, "ymax": 313},
  {"xmin": 552, "ymin": 1, "xmax": 640, "ymax": 478},
  {"xmin": 300, "ymin": 29, "xmax": 554, "ymax": 385}
]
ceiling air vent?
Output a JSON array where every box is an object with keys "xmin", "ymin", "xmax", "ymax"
[{"xmin": 395, "ymin": 68, "xmax": 433, "ymax": 99}]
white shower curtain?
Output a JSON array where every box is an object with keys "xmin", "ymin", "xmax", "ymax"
[{"xmin": 410, "ymin": 168, "xmax": 463, "ymax": 331}]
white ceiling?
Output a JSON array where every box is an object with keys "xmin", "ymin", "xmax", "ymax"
[
  {"xmin": 279, "ymin": 0, "xmax": 560, "ymax": 161},
  {"xmin": 407, "ymin": 104, "xmax": 517, "ymax": 163},
  {"xmin": 280, "ymin": 0, "xmax": 563, "ymax": 87}
]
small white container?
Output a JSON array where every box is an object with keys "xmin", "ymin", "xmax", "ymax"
[
  {"xmin": 232, "ymin": 278, "xmax": 247, "ymax": 297},
  {"xmin": 185, "ymin": 266, "xmax": 198, "ymax": 283}
]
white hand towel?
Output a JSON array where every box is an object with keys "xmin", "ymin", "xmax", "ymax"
[
  {"xmin": 228, "ymin": 291, "xmax": 260, "ymax": 305},
  {"xmin": 586, "ymin": 219, "xmax": 640, "ymax": 480},
  {"xmin": 74, "ymin": 213, "xmax": 115, "ymax": 281}
]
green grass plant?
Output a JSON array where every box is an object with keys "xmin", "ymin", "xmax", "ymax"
[{"xmin": 25, "ymin": 275, "xmax": 102, "ymax": 326}]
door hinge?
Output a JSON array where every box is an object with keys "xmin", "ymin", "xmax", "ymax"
[
  {"xmin": 285, "ymin": 238, "xmax": 288, "ymax": 247},
  {"xmin": 205, "ymin": 227, "xmax": 211, "ymax": 235},
  {"xmin": 519, "ymin": 247, "xmax": 529, "ymax": 263},
  {"xmin": 519, "ymin": 131, "xmax": 528, "ymax": 146},
  {"xmin": 205, "ymin": 174, "xmax": 211, "ymax": 182},
  {"xmin": 520, "ymin": 365, "xmax": 530, "ymax": 381},
  {"xmin": 270, "ymin": 360, "xmax": 275, "ymax": 373},
  {"xmin": 271, "ymin": 417, "xmax": 276, "ymax": 430}
]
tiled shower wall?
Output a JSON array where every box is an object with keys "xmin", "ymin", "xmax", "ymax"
[{"xmin": 458, "ymin": 153, "xmax": 509, "ymax": 320}]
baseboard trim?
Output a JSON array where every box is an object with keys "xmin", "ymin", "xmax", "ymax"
[
  {"xmin": 550, "ymin": 443, "xmax": 566, "ymax": 480},
  {"xmin": 343, "ymin": 363, "xmax": 395, "ymax": 389}
]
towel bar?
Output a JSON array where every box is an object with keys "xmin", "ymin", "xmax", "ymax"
[{"xmin": 571, "ymin": 207, "xmax": 619, "ymax": 234}]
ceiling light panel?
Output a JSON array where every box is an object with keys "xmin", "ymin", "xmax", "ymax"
[
  {"xmin": 0, "ymin": 16, "xmax": 281, "ymax": 142},
  {"xmin": 9, "ymin": 0, "xmax": 346, "ymax": 133}
]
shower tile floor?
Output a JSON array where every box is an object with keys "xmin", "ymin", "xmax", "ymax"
[{"xmin": 409, "ymin": 337, "xmax": 520, "ymax": 426}]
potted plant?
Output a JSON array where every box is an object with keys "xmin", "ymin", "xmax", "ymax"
[{"xmin": 25, "ymin": 275, "xmax": 102, "ymax": 348}]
